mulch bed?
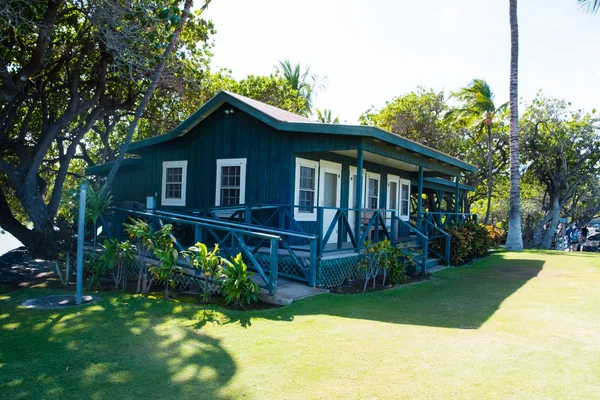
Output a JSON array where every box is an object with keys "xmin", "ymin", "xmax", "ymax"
[
  {"xmin": 329, "ymin": 275, "xmax": 429, "ymax": 295},
  {"xmin": 0, "ymin": 247, "xmax": 280, "ymax": 310},
  {"xmin": 0, "ymin": 247, "xmax": 55, "ymax": 293}
]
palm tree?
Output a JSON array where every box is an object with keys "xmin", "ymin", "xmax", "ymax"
[
  {"xmin": 316, "ymin": 109, "xmax": 340, "ymax": 124},
  {"xmin": 505, "ymin": 0, "xmax": 524, "ymax": 251},
  {"xmin": 277, "ymin": 60, "xmax": 317, "ymax": 116},
  {"xmin": 453, "ymin": 79, "xmax": 507, "ymax": 225},
  {"xmin": 578, "ymin": 0, "xmax": 600, "ymax": 12}
]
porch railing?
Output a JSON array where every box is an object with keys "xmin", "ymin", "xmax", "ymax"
[
  {"xmin": 423, "ymin": 211, "xmax": 477, "ymax": 229},
  {"xmin": 110, "ymin": 207, "xmax": 287, "ymax": 295},
  {"xmin": 393, "ymin": 215, "xmax": 430, "ymax": 274},
  {"xmin": 153, "ymin": 209, "xmax": 318, "ymax": 287},
  {"xmin": 421, "ymin": 218, "xmax": 451, "ymax": 267}
]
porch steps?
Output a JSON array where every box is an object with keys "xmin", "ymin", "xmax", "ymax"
[
  {"xmin": 249, "ymin": 275, "xmax": 328, "ymax": 305},
  {"xmin": 398, "ymin": 237, "xmax": 441, "ymax": 272}
]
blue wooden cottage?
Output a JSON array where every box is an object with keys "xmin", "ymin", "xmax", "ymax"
[{"xmin": 88, "ymin": 91, "xmax": 477, "ymax": 293}]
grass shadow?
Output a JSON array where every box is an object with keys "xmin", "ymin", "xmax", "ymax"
[
  {"xmin": 274, "ymin": 252, "xmax": 544, "ymax": 329},
  {"xmin": 0, "ymin": 291, "xmax": 239, "ymax": 399}
]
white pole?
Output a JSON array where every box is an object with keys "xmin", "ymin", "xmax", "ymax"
[{"xmin": 76, "ymin": 183, "xmax": 87, "ymax": 305}]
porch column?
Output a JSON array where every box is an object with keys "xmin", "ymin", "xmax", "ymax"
[
  {"xmin": 417, "ymin": 166, "xmax": 423, "ymax": 232},
  {"xmin": 455, "ymin": 175, "xmax": 460, "ymax": 224},
  {"xmin": 355, "ymin": 148, "xmax": 364, "ymax": 243}
]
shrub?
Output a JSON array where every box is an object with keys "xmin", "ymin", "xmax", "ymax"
[
  {"xmin": 148, "ymin": 224, "xmax": 179, "ymax": 300},
  {"xmin": 361, "ymin": 240, "xmax": 411, "ymax": 291},
  {"xmin": 95, "ymin": 238, "xmax": 136, "ymax": 290},
  {"xmin": 124, "ymin": 218, "xmax": 156, "ymax": 294},
  {"xmin": 431, "ymin": 222, "xmax": 498, "ymax": 266},
  {"xmin": 220, "ymin": 253, "xmax": 259, "ymax": 309},
  {"xmin": 184, "ymin": 242, "xmax": 223, "ymax": 302}
]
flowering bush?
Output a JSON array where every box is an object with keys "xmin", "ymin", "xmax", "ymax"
[{"xmin": 432, "ymin": 222, "xmax": 498, "ymax": 266}]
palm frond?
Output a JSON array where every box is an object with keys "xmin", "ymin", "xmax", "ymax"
[{"xmin": 579, "ymin": 0, "xmax": 600, "ymax": 13}]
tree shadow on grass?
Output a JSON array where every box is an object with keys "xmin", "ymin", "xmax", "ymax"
[
  {"xmin": 0, "ymin": 292, "xmax": 239, "ymax": 400},
  {"xmin": 276, "ymin": 253, "xmax": 544, "ymax": 330}
]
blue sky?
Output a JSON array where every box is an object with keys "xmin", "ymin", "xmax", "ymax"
[{"xmin": 203, "ymin": 0, "xmax": 600, "ymax": 123}]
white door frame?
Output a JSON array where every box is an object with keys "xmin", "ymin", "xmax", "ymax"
[
  {"xmin": 319, "ymin": 160, "xmax": 342, "ymax": 245},
  {"xmin": 349, "ymin": 166, "xmax": 366, "ymax": 237},
  {"xmin": 387, "ymin": 174, "xmax": 400, "ymax": 226}
]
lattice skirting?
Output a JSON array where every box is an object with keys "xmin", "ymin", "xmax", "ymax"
[
  {"xmin": 317, "ymin": 255, "xmax": 365, "ymax": 288},
  {"xmin": 252, "ymin": 253, "xmax": 309, "ymax": 283}
]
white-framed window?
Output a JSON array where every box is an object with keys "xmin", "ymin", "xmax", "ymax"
[
  {"xmin": 400, "ymin": 179, "xmax": 411, "ymax": 219},
  {"xmin": 294, "ymin": 157, "xmax": 319, "ymax": 221},
  {"xmin": 215, "ymin": 158, "xmax": 247, "ymax": 206},
  {"xmin": 161, "ymin": 160, "xmax": 187, "ymax": 206},
  {"xmin": 366, "ymin": 172, "xmax": 380, "ymax": 209}
]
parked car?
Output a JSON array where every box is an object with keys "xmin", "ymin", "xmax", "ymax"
[{"xmin": 580, "ymin": 233, "xmax": 600, "ymax": 252}]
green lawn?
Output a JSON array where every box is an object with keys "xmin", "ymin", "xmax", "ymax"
[{"xmin": 1, "ymin": 251, "xmax": 600, "ymax": 399}]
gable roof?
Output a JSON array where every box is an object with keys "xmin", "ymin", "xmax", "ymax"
[
  {"xmin": 224, "ymin": 91, "xmax": 313, "ymax": 123},
  {"xmin": 128, "ymin": 90, "xmax": 477, "ymax": 173}
]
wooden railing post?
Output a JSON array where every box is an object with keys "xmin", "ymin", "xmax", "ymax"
[
  {"xmin": 269, "ymin": 238, "xmax": 279, "ymax": 295},
  {"xmin": 455, "ymin": 176, "xmax": 460, "ymax": 224},
  {"xmin": 317, "ymin": 206, "xmax": 324, "ymax": 258},
  {"xmin": 309, "ymin": 238, "xmax": 317, "ymax": 287},
  {"xmin": 244, "ymin": 204, "xmax": 251, "ymax": 224},
  {"xmin": 422, "ymin": 238, "xmax": 428, "ymax": 275},
  {"xmin": 445, "ymin": 235, "xmax": 451, "ymax": 267},
  {"xmin": 390, "ymin": 211, "xmax": 397, "ymax": 243}
]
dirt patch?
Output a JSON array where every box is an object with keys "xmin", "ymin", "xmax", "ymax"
[
  {"xmin": 0, "ymin": 247, "xmax": 55, "ymax": 292},
  {"xmin": 329, "ymin": 275, "xmax": 428, "ymax": 294},
  {"xmin": 22, "ymin": 294, "xmax": 101, "ymax": 309}
]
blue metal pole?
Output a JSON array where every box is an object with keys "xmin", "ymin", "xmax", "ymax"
[{"xmin": 76, "ymin": 183, "xmax": 87, "ymax": 305}]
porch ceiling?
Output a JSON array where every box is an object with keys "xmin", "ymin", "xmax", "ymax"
[{"xmin": 331, "ymin": 150, "xmax": 434, "ymax": 174}]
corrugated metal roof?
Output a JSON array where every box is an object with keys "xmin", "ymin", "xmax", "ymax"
[{"xmin": 223, "ymin": 91, "xmax": 313, "ymax": 123}]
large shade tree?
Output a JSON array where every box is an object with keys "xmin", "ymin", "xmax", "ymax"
[
  {"xmin": 505, "ymin": 0, "xmax": 524, "ymax": 250},
  {"xmin": 0, "ymin": 0, "xmax": 214, "ymax": 248},
  {"xmin": 453, "ymin": 79, "xmax": 507, "ymax": 225},
  {"xmin": 520, "ymin": 95, "xmax": 600, "ymax": 249}
]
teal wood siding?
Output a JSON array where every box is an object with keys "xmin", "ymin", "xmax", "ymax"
[
  {"xmin": 107, "ymin": 102, "xmax": 464, "ymax": 242},
  {"xmin": 110, "ymin": 104, "xmax": 361, "ymax": 210}
]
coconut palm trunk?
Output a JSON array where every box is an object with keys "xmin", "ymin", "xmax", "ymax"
[{"xmin": 505, "ymin": 0, "xmax": 524, "ymax": 251}]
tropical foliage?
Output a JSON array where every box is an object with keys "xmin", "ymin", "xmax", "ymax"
[
  {"xmin": 220, "ymin": 253, "xmax": 260, "ymax": 309},
  {"xmin": 431, "ymin": 222, "xmax": 500, "ymax": 266},
  {"xmin": 0, "ymin": 0, "xmax": 215, "ymax": 248}
]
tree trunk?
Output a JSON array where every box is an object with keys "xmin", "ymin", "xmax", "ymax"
[
  {"xmin": 505, "ymin": 0, "xmax": 524, "ymax": 251},
  {"xmin": 484, "ymin": 124, "xmax": 493, "ymax": 225},
  {"xmin": 540, "ymin": 197, "xmax": 561, "ymax": 250},
  {"xmin": 101, "ymin": 0, "xmax": 196, "ymax": 198}
]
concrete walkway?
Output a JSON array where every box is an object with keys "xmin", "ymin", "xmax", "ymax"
[{"xmin": 250, "ymin": 275, "xmax": 328, "ymax": 305}]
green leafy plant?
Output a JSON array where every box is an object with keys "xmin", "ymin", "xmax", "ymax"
[
  {"xmin": 83, "ymin": 180, "xmax": 113, "ymax": 250},
  {"xmin": 90, "ymin": 238, "xmax": 136, "ymax": 290},
  {"xmin": 184, "ymin": 242, "xmax": 223, "ymax": 303},
  {"xmin": 220, "ymin": 253, "xmax": 259, "ymax": 309},
  {"xmin": 387, "ymin": 243, "xmax": 413, "ymax": 285},
  {"xmin": 361, "ymin": 240, "xmax": 412, "ymax": 291},
  {"xmin": 431, "ymin": 222, "xmax": 497, "ymax": 265},
  {"xmin": 124, "ymin": 218, "xmax": 156, "ymax": 294},
  {"xmin": 361, "ymin": 240, "xmax": 389, "ymax": 291},
  {"xmin": 148, "ymin": 224, "xmax": 178, "ymax": 300}
]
